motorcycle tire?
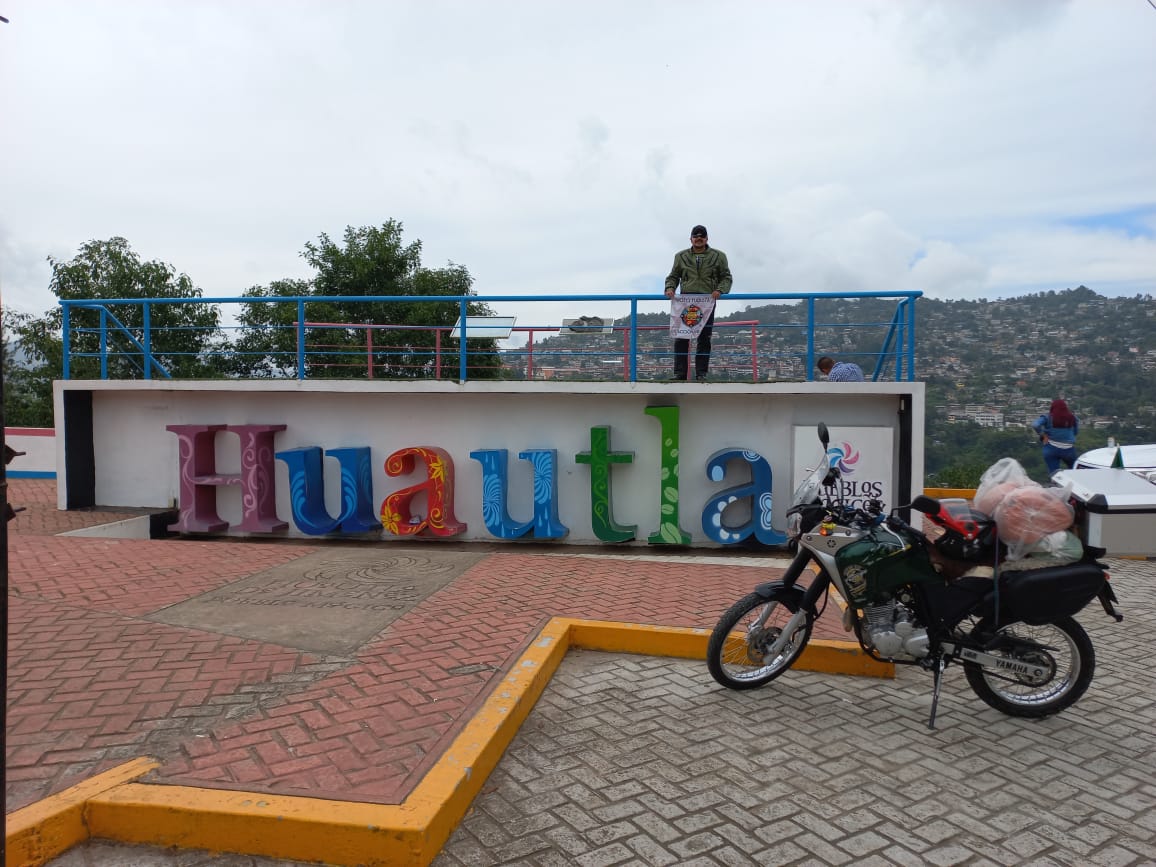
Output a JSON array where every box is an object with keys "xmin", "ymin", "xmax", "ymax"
[
  {"xmin": 706, "ymin": 590, "xmax": 813, "ymax": 690},
  {"xmin": 963, "ymin": 615, "xmax": 1095, "ymax": 718}
]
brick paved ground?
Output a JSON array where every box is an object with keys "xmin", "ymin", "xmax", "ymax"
[
  {"xmin": 5, "ymin": 478, "xmax": 165, "ymax": 535},
  {"xmin": 6, "ymin": 479, "xmax": 841, "ymax": 812},
  {"xmin": 12, "ymin": 479, "xmax": 1156, "ymax": 866}
]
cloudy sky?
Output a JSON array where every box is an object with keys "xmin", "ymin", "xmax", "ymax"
[{"xmin": 1, "ymin": 0, "xmax": 1154, "ymax": 331}]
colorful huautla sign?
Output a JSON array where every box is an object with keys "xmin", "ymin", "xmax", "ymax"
[{"xmin": 166, "ymin": 405, "xmax": 787, "ymax": 546}]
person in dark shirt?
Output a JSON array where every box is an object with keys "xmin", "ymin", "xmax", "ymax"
[{"xmin": 664, "ymin": 225, "xmax": 732, "ymax": 381}]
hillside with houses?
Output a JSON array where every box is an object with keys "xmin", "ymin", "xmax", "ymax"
[{"xmin": 522, "ymin": 286, "xmax": 1154, "ymax": 481}]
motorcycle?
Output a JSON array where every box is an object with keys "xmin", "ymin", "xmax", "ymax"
[{"xmin": 706, "ymin": 422, "xmax": 1124, "ymax": 728}]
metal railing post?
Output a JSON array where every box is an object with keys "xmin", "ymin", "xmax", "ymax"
[
  {"xmin": 629, "ymin": 302, "xmax": 639, "ymax": 382},
  {"xmin": 906, "ymin": 297, "xmax": 917, "ymax": 382},
  {"xmin": 62, "ymin": 304, "xmax": 71, "ymax": 380},
  {"xmin": 297, "ymin": 300, "xmax": 306, "ymax": 380},
  {"xmin": 805, "ymin": 297, "xmax": 816, "ymax": 380},
  {"xmin": 459, "ymin": 299, "xmax": 468, "ymax": 382},
  {"xmin": 142, "ymin": 302, "xmax": 152, "ymax": 380},
  {"xmin": 750, "ymin": 323, "xmax": 758, "ymax": 383},
  {"xmin": 99, "ymin": 308, "xmax": 108, "ymax": 380},
  {"xmin": 894, "ymin": 299, "xmax": 906, "ymax": 381}
]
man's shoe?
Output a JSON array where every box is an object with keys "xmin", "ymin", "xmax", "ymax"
[
  {"xmin": 667, "ymin": 375, "xmax": 687, "ymax": 382},
  {"xmin": 695, "ymin": 374, "xmax": 708, "ymax": 383}
]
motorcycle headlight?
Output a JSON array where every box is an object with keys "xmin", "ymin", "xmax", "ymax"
[
  {"xmin": 787, "ymin": 510, "xmax": 804, "ymax": 540},
  {"xmin": 788, "ymin": 504, "xmax": 825, "ymax": 539}
]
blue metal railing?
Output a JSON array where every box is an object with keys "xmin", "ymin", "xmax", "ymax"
[{"xmin": 59, "ymin": 291, "xmax": 922, "ymax": 383}]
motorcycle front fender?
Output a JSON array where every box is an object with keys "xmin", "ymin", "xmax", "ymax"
[
  {"xmin": 756, "ymin": 547, "xmax": 812, "ymax": 592},
  {"xmin": 751, "ymin": 580, "xmax": 807, "ymax": 605},
  {"xmin": 752, "ymin": 549, "xmax": 829, "ymax": 616}
]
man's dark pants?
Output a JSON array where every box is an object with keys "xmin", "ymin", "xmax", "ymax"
[{"xmin": 673, "ymin": 310, "xmax": 715, "ymax": 379}]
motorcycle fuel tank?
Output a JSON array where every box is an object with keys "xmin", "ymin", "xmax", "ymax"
[{"xmin": 835, "ymin": 526, "xmax": 938, "ymax": 606}]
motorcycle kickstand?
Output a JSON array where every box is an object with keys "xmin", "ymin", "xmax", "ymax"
[{"xmin": 927, "ymin": 655, "xmax": 947, "ymax": 730}]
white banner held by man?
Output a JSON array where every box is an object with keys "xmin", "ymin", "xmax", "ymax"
[{"xmin": 669, "ymin": 295, "xmax": 716, "ymax": 339}]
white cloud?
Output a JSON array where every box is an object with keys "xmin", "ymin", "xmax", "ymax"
[
  {"xmin": 909, "ymin": 242, "xmax": 989, "ymax": 300},
  {"xmin": 0, "ymin": 0, "xmax": 1153, "ymax": 327},
  {"xmin": 893, "ymin": 0, "xmax": 1071, "ymax": 67}
]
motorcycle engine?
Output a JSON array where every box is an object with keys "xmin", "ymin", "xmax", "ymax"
[{"xmin": 862, "ymin": 599, "xmax": 929, "ymax": 659}]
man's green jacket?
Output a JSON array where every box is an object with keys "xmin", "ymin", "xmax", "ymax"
[{"xmin": 664, "ymin": 246, "xmax": 733, "ymax": 295}]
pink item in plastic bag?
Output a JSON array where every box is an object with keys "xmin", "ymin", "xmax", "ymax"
[
  {"xmin": 973, "ymin": 457, "xmax": 1038, "ymax": 517},
  {"xmin": 974, "ymin": 481, "xmax": 1020, "ymax": 517},
  {"xmin": 993, "ymin": 486, "xmax": 1075, "ymax": 559}
]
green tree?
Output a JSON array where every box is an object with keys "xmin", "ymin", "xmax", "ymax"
[
  {"xmin": 926, "ymin": 461, "xmax": 989, "ymax": 489},
  {"xmin": 17, "ymin": 238, "xmax": 221, "ymax": 382},
  {"xmin": 925, "ymin": 420, "xmax": 1048, "ymax": 484},
  {"xmin": 232, "ymin": 221, "xmax": 501, "ymax": 380},
  {"xmin": 2, "ymin": 308, "xmax": 55, "ymax": 427}
]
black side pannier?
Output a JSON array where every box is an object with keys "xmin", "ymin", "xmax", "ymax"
[{"xmin": 995, "ymin": 563, "xmax": 1107, "ymax": 625}]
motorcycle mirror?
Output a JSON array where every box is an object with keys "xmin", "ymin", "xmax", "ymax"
[
  {"xmin": 910, "ymin": 495, "xmax": 940, "ymax": 515},
  {"xmin": 817, "ymin": 422, "xmax": 829, "ymax": 449}
]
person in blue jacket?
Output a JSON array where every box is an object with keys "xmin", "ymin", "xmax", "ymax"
[{"xmin": 1032, "ymin": 398, "xmax": 1079, "ymax": 473}]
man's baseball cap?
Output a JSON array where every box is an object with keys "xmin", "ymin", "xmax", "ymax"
[{"xmin": 690, "ymin": 225, "xmax": 708, "ymax": 238}]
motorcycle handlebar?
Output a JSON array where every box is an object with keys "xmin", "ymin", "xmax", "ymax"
[{"xmin": 886, "ymin": 513, "xmax": 914, "ymax": 534}]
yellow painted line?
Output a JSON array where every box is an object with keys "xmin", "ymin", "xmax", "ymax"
[
  {"xmin": 5, "ymin": 757, "xmax": 157, "ymax": 867},
  {"xmin": 569, "ymin": 619, "xmax": 891, "ymax": 679},
  {"xmin": 11, "ymin": 618, "xmax": 889, "ymax": 866},
  {"xmin": 923, "ymin": 487, "xmax": 977, "ymax": 500}
]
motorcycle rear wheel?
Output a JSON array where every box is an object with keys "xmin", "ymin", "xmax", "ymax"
[
  {"xmin": 963, "ymin": 616, "xmax": 1095, "ymax": 718},
  {"xmin": 707, "ymin": 590, "xmax": 813, "ymax": 690}
]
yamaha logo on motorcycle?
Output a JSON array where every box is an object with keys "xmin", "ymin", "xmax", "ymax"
[{"xmin": 706, "ymin": 422, "xmax": 1124, "ymax": 729}]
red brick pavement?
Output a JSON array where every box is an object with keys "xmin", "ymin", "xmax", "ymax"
[
  {"xmin": 5, "ymin": 478, "xmax": 161, "ymax": 535},
  {"xmin": 6, "ymin": 594, "xmax": 312, "ymax": 810},
  {"xmin": 10, "ymin": 534, "xmax": 319, "ymax": 616},
  {"xmin": 5, "ymin": 478, "xmax": 845, "ymax": 812}
]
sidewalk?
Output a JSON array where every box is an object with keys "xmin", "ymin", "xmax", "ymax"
[{"xmin": 7, "ymin": 479, "xmax": 1155, "ymax": 866}]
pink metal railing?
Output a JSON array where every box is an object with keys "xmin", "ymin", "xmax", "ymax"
[{"xmin": 307, "ymin": 320, "xmax": 764, "ymax": 382}]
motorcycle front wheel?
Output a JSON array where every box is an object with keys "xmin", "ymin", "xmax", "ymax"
[
  {"xmin": 963, "ymin": 616, "xmax": 1095, "ymax": 718},
  {"xmin": 707, "ymin": 590, "xmax": 813, "ymax": 690}
]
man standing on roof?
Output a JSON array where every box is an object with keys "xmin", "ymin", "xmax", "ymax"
[{"xmin": 664, "ymin": 225, "xmax": 732, "ymax": 382}]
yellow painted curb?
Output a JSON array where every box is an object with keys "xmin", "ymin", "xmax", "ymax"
[
  {"xmin": 567, "ymin": 618, "xmax": 711, "ymax": 659},
  {"xmin": 10, "ymin": 619, "xmax": 887, "ymax": 866},
  {"xmin": 86, "ymin": 785, "xmax": 428, "ymax": 867},
  {"xmin": 566, "ymin": 619, "xmax": 892, "ymax": 678},
  {"xmin": 5, "ymin": 757, "xmax": 157, "ymax": 867},
  {"xmin": 405, "ymin": 617, "xmax": 573, "ymax": 856}
]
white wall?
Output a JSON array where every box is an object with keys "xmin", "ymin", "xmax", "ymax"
[
  {"xmin": 55, "ymin": 379, "xmax": 924, "ymax": 547},
  {"xmin": 4, "ymin": 428, "xmax": 56, "ymax": 477}
]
